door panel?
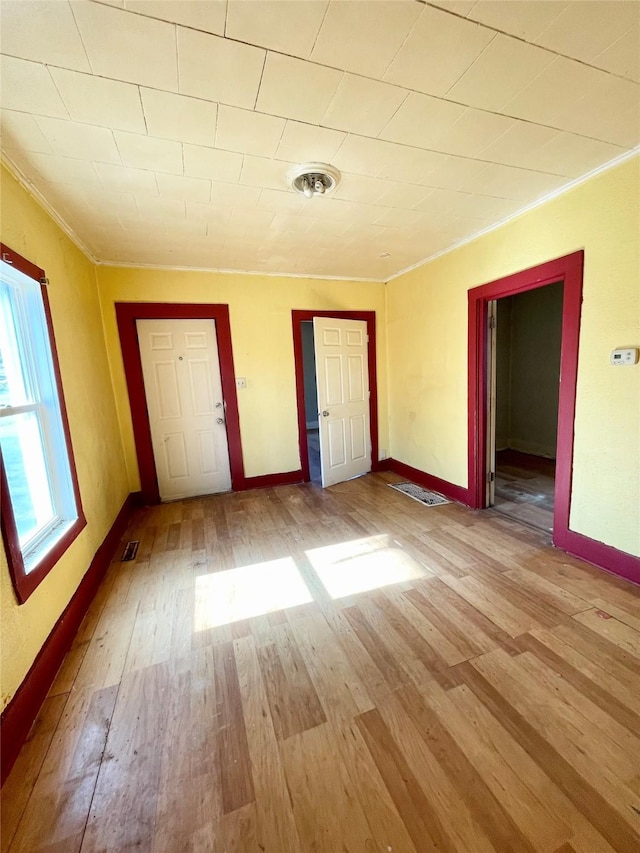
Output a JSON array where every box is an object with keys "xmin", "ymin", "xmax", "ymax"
[
  {"xmin": 137, "ymin": 318, "xmax": 231, "ymax": 500},
  {"xmin": 313, "ymin": 317, "xmax": 371, "ymax": 487}
]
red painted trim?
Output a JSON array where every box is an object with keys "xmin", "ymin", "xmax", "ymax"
[
  {"xmin": 0, "ymin": 248, "xmax": 86, "ymax": 604},
  {"xmin": 557, "ymin": 529, "xmax": 640, "ymax": 587},
  {"xmin": 238, "ymin": 469, "xmax": 304, "ymax": 490},
  {"xmin": 467, "ymin": 251, "xmax": 584, "ymax": 554},
  {"xmin": 386, "ymin": 458, "xmax": 471, "ymax": 505},
  {"xmin": 291, "ymin": 310, "xmax": 379, "ymax": 482},
  {"xmin": 115, "ymin": 303, "xmax": 245, "ymax": 503},
  {"xmin": 1, "ymin": 492, "xmax": 136, "ymax": 787},
  {"xmin": 0, "ymin": 242, "xmax": 45, "ymax": 283}
]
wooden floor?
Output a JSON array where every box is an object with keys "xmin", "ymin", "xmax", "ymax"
[
  {"xmin": 494, "ymin": 449, "xmax": 556, "ymax": 532},
  {"xmin": 2, "ymin": 472, "xmax": 640, "ymax": 853}
]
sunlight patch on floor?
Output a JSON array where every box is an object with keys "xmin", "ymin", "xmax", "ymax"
[
  {"xmin": 194, "ymin": 557, "xmax": 313, "ymax": 630},
  {"xmin": 305, "ymin": 534, "xmax": 427, "ymax": 599}
]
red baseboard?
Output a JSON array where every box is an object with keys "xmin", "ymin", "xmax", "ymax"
[
  {"xmin": 386, "ymin": 458, "xmax": 638, "ymax": 586},
  {"xmin": 238, "ymin": 469, "xmax": 304, "ymax": 490},
  {"xmin": 385, "ymin": 458, "xmax": 471, "ymax": 505},
  {"xmin": 1, "ymin": 493, "xmax": 137, "ymax": 787},
  {"xmin": 555, "ymin": 528, "xmax": 640, "ymax": 587}
]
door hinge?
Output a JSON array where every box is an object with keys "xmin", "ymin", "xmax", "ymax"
[
  {"xmin": 40, "ymin": 276, "xmax": 49, "ymax": 286},
  {"xmin": 366, "ymin": 334, "xmax": 369, "ymax": 343},
  {"xmin": 488, "ymin": 315, "xmax": 496, "ymax": 330},
  {"xmin": 488, "ymin": 471, "xmax": 495, "ymax": 483}
]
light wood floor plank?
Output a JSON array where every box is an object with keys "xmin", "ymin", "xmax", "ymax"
[{"xmin": 1, "ymin": 473, "xmax": 638, "ymax": 852}]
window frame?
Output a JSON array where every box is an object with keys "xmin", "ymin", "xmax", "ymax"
[{"xmin": 0, "ymin": 243, "xmax": 85, "ymax": 604}]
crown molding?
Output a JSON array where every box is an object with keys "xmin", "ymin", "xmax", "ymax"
[
  {"xmin": 96, "ymin": 259, "xmax": 384, "ymax": 283},
  {"xmin": 1, "ymin": 155, "xmax": 98, "ymax": 264}
]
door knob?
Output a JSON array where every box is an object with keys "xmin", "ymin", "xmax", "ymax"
[
  {"xmin": 322, "ymin": 410, "xmax": 329, "ymax": 417},
  {"xmin": 216, "ymin": 417, "xmax": 224, "ymax": 425}
]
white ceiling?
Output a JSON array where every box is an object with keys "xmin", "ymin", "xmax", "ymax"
[{"xmin": 1, "ymin": 0, "xmax": 638, "ymax": 281}]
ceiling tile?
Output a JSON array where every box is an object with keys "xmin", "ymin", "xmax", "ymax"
[
  {"xmin": 276, "ymin": 121, "xmax": 346, "ymax": 164},
  {"xmin": 216, "ymin": 105, "xmax": 285, "ymax": 157},
  {"xmin": 593, "ymin": 25, "xmax": 640, "ymax": 82},
  {"xmin": 0, "ymin": 56, "xmax": 68, "ymax": 118},
  {"xmin": 185, "ymin": 202, "xmax": 232, "ymax": 225},
  {"xmin": 0, "ymin": 0, "xmax": 90, "ymax": 72},
  {"xmin": 422, "ymin": 155, "xmax": 493, "ymax": 192},
  {"xmin": 229, "ymin": 208, "xmax": 276, "ymax": 231},
  {"xmin": 36, "ymin": 117, "xmax": 121, "ymax": 163},
  {"xmin": 375, "ymin": 146, "xmax": 449, "ymax": 184},
  {"xmin": 140, "ymin": 89, "xmax": 218, "ymax": 146},
  {"xmin": 446, "ymin": 34, "xmax": 555, "ymax": 112},
  {"xmin": 384, "ymin": 5, "xmax": 495, "ymax": 97},
  {"xmin": 311, "ymin": 0, "xmax": 421, "ymax": 78},
  {"xmin": 257, "ymin": 189, "xmax": 304, "ymax": 213},
  {"xmin": 428, "ymin": 109, "xmax": 515, "ymax": 158},
  {"xmin": 322, "ymin": 75, "xmax": 408, "ymax": 137},
  {"xmin": 322, "ymin": 135, "xmax": 397, "ymax": 177},
  {"xmin": 94, "ymin": 162, "xmax": 159, "ymax": 195},
  {"xmin": 477, "ymin": 122, "xmax": 563, "ymax": 171},
  {"xmin": 49, "ymin": 68, "xmax": 146, "ymax": 133},
  {"xmin": 0, "ymin": 110, "xmax": 54, "ymax": 154},
  {"xmin": 210, "ymin": 182, "xmax": 261, "ymax": 208},
  {"xmin": 501, "ymin": 56, "xmax": 610, "ymax": 129},
  {"xmin": 71, "ymin": 1, "xmax": 178, "ymax": 90},
  {"xmin": 114, "ymin": 131, "xmax": 183, "ymax": 174},
  {"xmin": 156, "ymin": 173, "xmax": 211, "ymax": 203},
  {"xmin": 184, "ymin": 145, "xmax": 243, "ymax": 182},
  {"xmin": 239, "ymin": 155, "xmax": 294, "ymax": 191},
  {"xmin": 415, "ymin": 187, "xmax": 519, "ymax": 220},
  {"xmin": 256, "ymin": 53, "xmax": 343, "ymax": 124},
  {"xmin": 333, "ymin": 174, "xmax": 389, "ymax": 205},
  {"xmin": 373, "ymin": 207, "xmax": 426, "ymax": 228},
  {"xmin": 467, "ymin": 1, "xmax": 569, "ymax": 41},
  {"xmin": 534, "ymin": 1, "xmax": 639, "ymax": 64},
  {"xmin": 379, "ymin": 92, "xmax": 466, "ymax": 149},
  {"xmin": 226, "ymin": 0, "xmax": 328, "ymax": 59},
  {"xmin": 529, "ymin": 132, "xmax": 627, "ymax": 178},
  {"xmin": 565, "ymin": 76, "xmax": 640, "ymax": 148},
  {"xmin": 374, "ymin": 182, "xmax": 434, "ymax": 209},
  {"xmin": 430, "ymin": 0, "xmax": 478, "ymax": 13},
  {"xmin": 177, "ymin": 27, "xmax": 265, "ymax": 109},
  {"xmin": 19, "ymin": 152, "xmax": 102, "ymax": 187},
  {"xmin": 467, "ymin": 162, "xmax": 567, "ymax": 201},
  {"xmin": 125, "ymin": 0, "xmax": 226, "ymax": 35}
]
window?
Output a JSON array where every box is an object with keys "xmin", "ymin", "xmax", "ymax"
[{"xmin": 0, "ymin": 244, "xmax": 84, "ymax": 603}]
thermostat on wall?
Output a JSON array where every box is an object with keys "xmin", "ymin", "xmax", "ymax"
[{"xmin": 610, "ymin": 348, "xmax": 639, "ymax": 365}]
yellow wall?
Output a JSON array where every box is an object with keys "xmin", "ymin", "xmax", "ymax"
[
  {"xmin": 387, "ymin": 155, "xmax": 640, "ymax": 556},
  {"xmin": 0, "ymin": 166, "xmax": 129, "ymax": 710},
  {"xmin": 96, "ymin": 267, "xmax": 388, "ymax": 485}
]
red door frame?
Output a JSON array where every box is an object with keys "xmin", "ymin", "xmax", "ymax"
[
  {"xmin": 468, "ymin": 251, "xmax": 584, "ymax": 548},
  {"xmin": 115, "ymin": 302, "xmax": 245, "ymax": 504},
  {"xmin": 292, "ymin": 310, "xmax": 379, "ymax": 482}
]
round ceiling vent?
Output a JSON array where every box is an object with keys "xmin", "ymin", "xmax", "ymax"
[{"xmin": 288, "ymin": 163, "xmax": 341, "ymax": 198}]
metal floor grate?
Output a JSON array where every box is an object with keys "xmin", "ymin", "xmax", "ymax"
[{"xmin": 388, "ymin": 482, "xmax": 449, "ymax": 506}]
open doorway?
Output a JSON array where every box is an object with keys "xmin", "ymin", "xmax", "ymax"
[
  {"xmin": 292, "ymin": 310, "xmax": 379, "ymax": 486},
  {"xmin": 490, "ymin": 282, "xmax": 563, "ymax": 532},
  {"xmin": 467, "ymin": 251, "xmax": 584, "ymax": 550}
]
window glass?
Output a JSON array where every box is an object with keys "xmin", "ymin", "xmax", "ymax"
[{"xmin": 0, "ymin": 255, "xmax": 82, "ymax": 581}]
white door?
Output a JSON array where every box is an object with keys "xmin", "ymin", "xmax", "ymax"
[
  {"xmin": 137, "ymin": 318, "xmax": 231, "ymax": 501},
  {"xmin": 313, "ymin": 317, "xmax": 371, "ymax": 487}
]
